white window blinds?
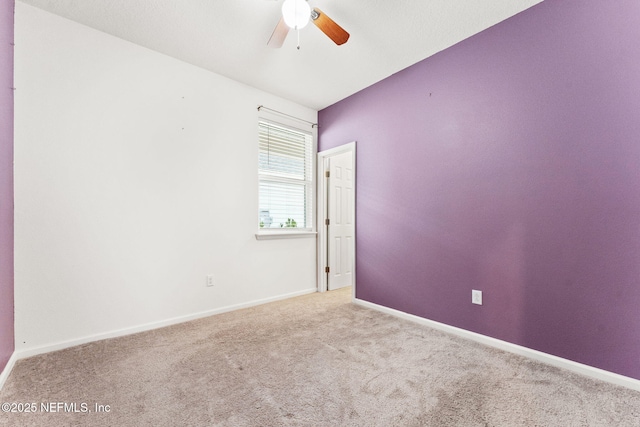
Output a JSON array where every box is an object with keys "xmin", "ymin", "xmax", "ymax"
[{"xmin": 258, "ymin": 121, "xmax": 313, "ymax": 230}]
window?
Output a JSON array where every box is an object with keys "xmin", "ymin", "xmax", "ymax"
[{"xmin": 258, "ymin": 120, "xmax": 313, "ymax": 231}]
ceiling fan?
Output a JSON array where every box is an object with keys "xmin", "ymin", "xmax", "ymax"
[{"xmin": 267, "ymin": 0, "xmax": 350, "ymax": 49}]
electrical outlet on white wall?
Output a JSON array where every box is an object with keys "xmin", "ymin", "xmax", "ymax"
[
  {"xmin": 472, "ymin": 290, "xmax": 482, "ymax": 305},
  {"xmin": 206, "ymin": 275, "xmax": 214, "ymax": 287}
]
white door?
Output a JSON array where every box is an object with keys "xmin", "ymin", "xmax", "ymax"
[{"xmin": 327, "ymin": 150, "xmax": 354, "ymax": 290}]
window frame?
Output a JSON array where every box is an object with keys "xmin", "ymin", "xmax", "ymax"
[{"xmin": 255, "ymin": 112, "xmax": 317, "ymax": 240}]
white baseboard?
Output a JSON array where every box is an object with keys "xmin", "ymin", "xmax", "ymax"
[
  {"xmin": 354, "ymin": 298, "xmax": 640, "ymax": 392},
  {"xmin": 16, "ymin": 288, "xmax": 317, "ymax": 360},
  {"xmin": 0, "ymin": 352, "xmax": 18, "ymax": 391}
]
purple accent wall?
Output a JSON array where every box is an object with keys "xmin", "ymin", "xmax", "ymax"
[
  {"xmin": 0, "ymin": 0, "xmax": 14, "ymax": 373},
  {"xmin": 319, "ymin": 0, "xmax": 640, "ymax": 380}
]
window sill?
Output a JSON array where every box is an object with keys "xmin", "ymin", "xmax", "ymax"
[{"xmin": 255, "ymin": 231, "xmax": 317, "ymax": 240}]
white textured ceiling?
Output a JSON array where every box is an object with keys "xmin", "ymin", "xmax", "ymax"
[{"xmin": 18, "ymin": 0, "xmax": 542, "ymax": 110}]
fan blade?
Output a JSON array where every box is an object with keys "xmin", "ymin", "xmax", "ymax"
[
  {"xmin": 267, "ymin": 17, "xmax": 289, "ymax": 48},
  {"xmin": 311, "ymin": 8, "xmax": 349, "ymax": 45}
]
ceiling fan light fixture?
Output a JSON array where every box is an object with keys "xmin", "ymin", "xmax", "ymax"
[{"xmin": 281, "ymin": 0, "xmax": 311, "ymax": 29}]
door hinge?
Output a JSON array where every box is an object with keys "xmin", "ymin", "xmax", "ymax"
[
  {"xmin": 325, "ymin": 170, "xmax": 330, "ymax": 178},
  {"xmin": 325, "ymin": 218, "xmax": 330, "ymax": 226},
  {"xmin": 325, "ymin": 266, "xmax": 330, "ymax": 273}
]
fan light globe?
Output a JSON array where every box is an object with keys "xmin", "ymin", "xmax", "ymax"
[{"xmin": 282, "ymin": 0, "xmax": 311, "ymax": 29}]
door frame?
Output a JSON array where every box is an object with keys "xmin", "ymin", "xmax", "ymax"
[{"xmin": 317, "ymin": 141, "xmax": 356, "ymax": 298}]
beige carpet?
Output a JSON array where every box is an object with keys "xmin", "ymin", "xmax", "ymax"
[{"xmin": 1, "ymin": 287, "xmax": 639, "ymax": 426}]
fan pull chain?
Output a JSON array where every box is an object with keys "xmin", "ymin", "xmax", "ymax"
[{"xmin": 296, "ymin": 27, "xmax": 301, "ymax": 50}]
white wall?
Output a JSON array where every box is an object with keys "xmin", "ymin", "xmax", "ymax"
[{"xmin": 14, "ymin": 3, "xmax": 317, "ymax": 353}]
